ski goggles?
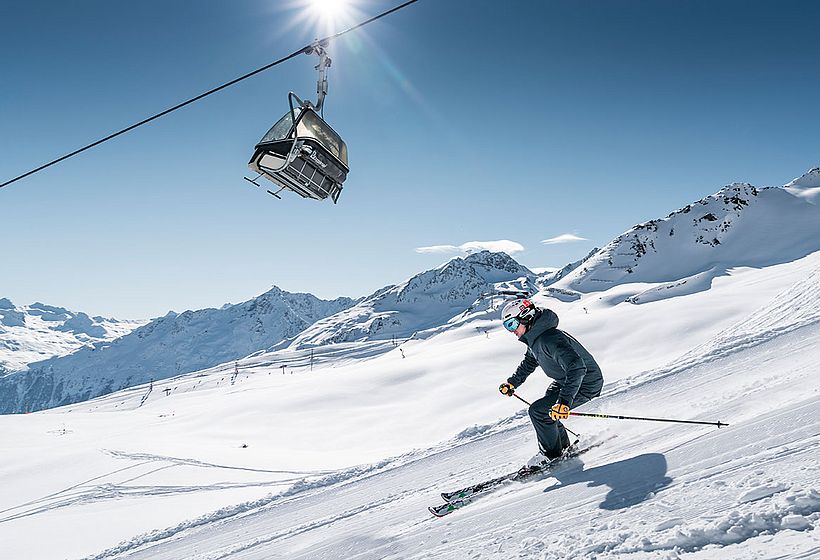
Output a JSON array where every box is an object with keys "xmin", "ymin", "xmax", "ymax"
[{"xmin": 503, "ymin": 317, "xmax": 520, "ymax": 332}]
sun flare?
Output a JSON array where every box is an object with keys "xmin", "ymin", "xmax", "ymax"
[
  {"xmin": 309, "ymin": 0, "xmax": 350, "ymax": 18},
  {"xmin": 308, "ymin": 0, "xmax": 354, "ymax": 28},
  {"xmin": 273, "ymin": 0, "xmax": 364, "ymax": 41}
]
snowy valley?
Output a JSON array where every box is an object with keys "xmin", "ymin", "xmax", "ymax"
[{"xmin": 1, "ymin": 169, "xmax": 819, "ymax": 559}]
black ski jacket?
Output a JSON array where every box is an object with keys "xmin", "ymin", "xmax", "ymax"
[{"xmin": 506, "ymin": 309, "xmax": 603, "ymax": 406}]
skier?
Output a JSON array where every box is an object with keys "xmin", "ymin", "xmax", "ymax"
[{"xmin": 498, "ymin": 299, "xmax": 603, "ymax": 466}]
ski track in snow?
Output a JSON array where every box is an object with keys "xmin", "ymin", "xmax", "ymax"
[
  {"xmin": 75, "ymin": 421, "xmax": 536, "ymax": 560},
  {"xmin": 0, "ymin": 458, "xmax": 321, "ymax": 526},
  {"xmin": 101, "ymin": 449, "xmax": 335, "ymax": 476}
]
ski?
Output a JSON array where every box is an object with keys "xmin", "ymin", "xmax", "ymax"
[{"xmin": 429, "ymin": 438, "xmax": 609, "ymax": 517}]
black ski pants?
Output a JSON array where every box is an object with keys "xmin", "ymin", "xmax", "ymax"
[{"xmin": 528, "ymin": 383, "xmax": 599, "ymax": 458}]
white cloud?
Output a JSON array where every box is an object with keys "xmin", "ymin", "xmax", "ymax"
[
  {"xmin": 415, "ymin": 240, "xmax": 525, "ymax": 255},
  {"xmin": 415, "ymin": 245, "xmax": 460, "ymax": 254},
  {"xmin": 541, "ymin": 233, "xmax": 588, "ymax": 245}
]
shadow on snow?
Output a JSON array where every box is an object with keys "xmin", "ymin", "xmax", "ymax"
[{"xmin": 545, "ymin": 453, "xmax": 672, "ymax": 510}]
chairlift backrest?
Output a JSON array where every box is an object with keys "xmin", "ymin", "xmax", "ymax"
[
  {"xmin": 259, "ymin": 109, "xmax": 300, "ymax": 144},
  {"xmin": 296, "ymin": 110, "xmax": 348, "ymax": 167},
  {"xmin": 258, "ymin": 107, "xmax": 348, "ymax": 168}
]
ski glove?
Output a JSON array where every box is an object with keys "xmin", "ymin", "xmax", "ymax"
[
  {"xmin": 549, "ymin": 403, "xmax": 570, "ymax": 421},
  {"xmin": 499, "ymin": 382, "xmax": 515, "ymax": 397}
]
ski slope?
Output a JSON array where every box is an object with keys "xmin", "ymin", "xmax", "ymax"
[{"xmin": 1, "ymin": 251, "xmax": 819, "ymax": 559}]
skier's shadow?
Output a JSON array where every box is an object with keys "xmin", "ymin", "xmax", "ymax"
[{"xmin": 543, "ymin": 453, "xmax": 672, "ymax": 510}]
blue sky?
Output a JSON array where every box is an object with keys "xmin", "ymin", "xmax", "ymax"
[{"xmin": 1, "ymin": 0, "xmax": 818, "ymax": 319}]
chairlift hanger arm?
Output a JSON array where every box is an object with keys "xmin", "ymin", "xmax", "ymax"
[{"xmin": 298, "ymin": 40, "xmax": 331, "ymax": 113}]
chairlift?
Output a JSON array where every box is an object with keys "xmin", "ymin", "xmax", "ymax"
[
  {"xmin": 495, "ymin": 288, "xmax": 532, "ymax": 299},
  {"xmin": 246, "ymin": 42, "xmax": 349, "ymax": 203}
]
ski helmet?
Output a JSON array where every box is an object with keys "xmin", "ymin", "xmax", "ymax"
[{"xmin": 500, "ymin": 299, "xmax": 537, "ymax": 331}]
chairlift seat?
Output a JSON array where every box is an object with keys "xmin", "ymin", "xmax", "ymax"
[{"xmin": 249, "ymin": 105, "xmax": 349, "ymax": 203}]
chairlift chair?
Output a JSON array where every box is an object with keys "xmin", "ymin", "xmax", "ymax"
[
  {"xmin": 248, "ymin": 93, "xmax": 348, "ymax": 203},
  {"xmin": 246, "ymin": 42, "xmax": 349, "ymax": 203}
]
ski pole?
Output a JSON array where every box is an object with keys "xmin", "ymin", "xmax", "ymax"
[
  {"xmin": 512, "ymin": 394, "xmax": 727, "ymax": 429},
  {"xmin": 512, "ymin": 394, "xmax": 580, "ymax": 438},
  {"xmin": 568, "ymin": 411, "xmax": 728, "ymax": 428},
  {"xmin": 513, "ymin": 393, "xmax": 533, "ymax": 407}
]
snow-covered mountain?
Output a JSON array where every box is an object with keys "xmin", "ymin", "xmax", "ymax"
[
  {"xmin": 0, "ymin": 287, "xmax": 355, "ymax": 414},
  {"xmin": 0, "ymin": 298, "xmax": 142, "ymax": 373},
  {"xmin": 285, "ymin": 251, "xmax": 535, "ymax": 348},
  {"xmin": 556, "ymin": 169, "xmax": 820, "ymax": 299},
  {"xmin": 0, "ymin": 252, "xmax": 535, "ymax": 413},
  {"xmin": 784, "ymin": 166, "xmax": 820, "ymax": 203}
]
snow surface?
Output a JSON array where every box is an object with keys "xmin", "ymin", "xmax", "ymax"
[{"xmin": 1, "ymin": 171, "xmax": 819, "ymax": 559}]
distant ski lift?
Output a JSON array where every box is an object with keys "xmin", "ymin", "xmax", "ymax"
[
  {"xmin": 246, "ymin": 42, "xmax": 349, "ymax": 203},
  {"xmin": 495, "ymin": 288, "xmax": 532, "ymax": 299}
]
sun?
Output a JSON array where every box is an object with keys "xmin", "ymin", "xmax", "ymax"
[
  {"xmin": 269, "ymin": 0, "xmax": 365, "ymax": 49},
  {"xmin": 307, "ymin": 0, "xmax": 356, "ymax": 29},
  {"xmin": 309, "ymin": 0, "xmax": 351, "ymax": 19}
]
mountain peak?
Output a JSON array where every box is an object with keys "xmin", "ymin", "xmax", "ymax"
[
  {"xmin": 260, "ymin": 285, "xmax": 285, "ymax": 297},
  {"xmin": 556, "ymin": 177, "xmax": 820, "ymax": 293},
  {"xmin": 785, "ymin": 167, "xmax": 820, "ymax": 203},
  {"xmin": 288, "ymin": 251, "xmax": 534, "ymax": 348},
  {"xmin": 462, "ymin": 250, "xmax": 531, "ymax": 274},
  {"xmin": 786, "ymin": 167, "xmax": 820, "ymax": 188}
]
